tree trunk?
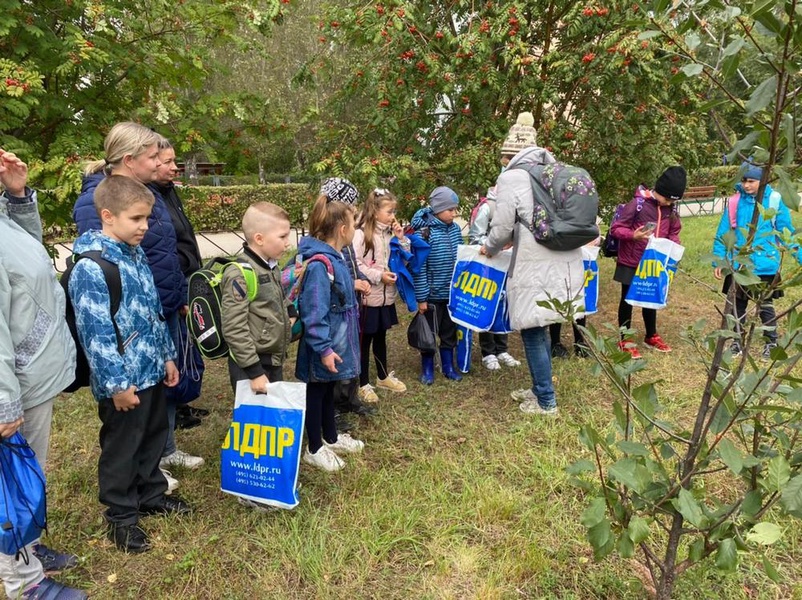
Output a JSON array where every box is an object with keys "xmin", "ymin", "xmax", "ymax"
[
  {"xmin": 185, "ymin": 155, "xmax": 199, "ymax": 185},
  {"xmin": 258, "ymin": 159, "xmax": 266, "ymax": 185},
  {"xmin": 655, "ymin": 513, "xmax": 683, "ymax": 599}
]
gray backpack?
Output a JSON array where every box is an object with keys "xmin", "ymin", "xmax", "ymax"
[{"xmin": 513, "ymin": 162, "xmax": 600, "ymax": 251}]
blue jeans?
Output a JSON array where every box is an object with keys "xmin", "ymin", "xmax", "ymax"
[{"xmin": 520, "ymin": 326, "xmax": 556, "ymax": 410}]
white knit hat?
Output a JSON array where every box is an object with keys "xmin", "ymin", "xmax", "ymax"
[{"xmin": 501, "ymin": 112, "xmax": 537, "ymax": 155}]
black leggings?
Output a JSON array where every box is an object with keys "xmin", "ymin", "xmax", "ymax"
[
  {"xmin": 360, "ymin": 329, "xmax": 389, "ymax": 386},
  {"xmin": 305, "ymin": 381, "xmax": 338, "ymax": 453},
  {"xmin": 618, "ymin": 283, "xmax": 657, "ymax": 339},
  {"xmin": 549, "ymin": 318, "xmax": 588, "ymax": 347}
]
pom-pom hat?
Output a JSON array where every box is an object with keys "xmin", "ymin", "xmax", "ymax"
[{"xmin": 501, "ymin": 112, "xmax": 538, "ymax": 156}]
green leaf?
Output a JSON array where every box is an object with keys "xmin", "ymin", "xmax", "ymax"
[
  {"xmin": 675, "ymin": 488, "xmax": 706, "ymax": 528},
  {"xmin": 733, "ymin": 270, "xmax": 763, "ymax": 287},
  {"xmin": 746, "ymin": 75, "xmax": 777, "ymax": 115},
  {"xmin": 742, "ymin": 490, "xmax": 763, "ymax": 517},
  {"xmin": 723, "ymin": 6, "xmax": 742, "ymax": 18},
  {"xmin": 688, "ymin": 538, "xmax": 705, "ymax": 562},
  {"xmin": 781, "ymin": 114, "xmax": 795, "ymax": 166},
  {"xmin": 718, "ymin": 438, "xmax": 744, "ymax": 474},
  {"xmin": 628, "ymin": 516, "xmax": 650, "ymax": 544},
  {"xmin": 587, "ymin": 519, "xmax": 614, "ymax": 559},
  {"xmin": 774, "ymin": 166, "xmax": 800, "ymax": 211},
  {"xmin": 617, "ymin": 532, "xmax": 635, "ymax": 558},
  {"xmin": 609, "ymin": 458, "xmax": 651, "ymax": 494},
  {"xmin": 721, "ymin": 37, "xmax": 745, "ymax": 57},
  {"xmin": 715, "ymin": 538, "xmax": 738, "ymax": 572},
  {"xmin": 780, "ymin": 474, "xmax": 802, "ymax": 517},
  {"xmin": 763, "ymin": 554, "xmax": 782, "ymax": 583},
  {"xmin": 566, "ymin": 459, "xmax": 595, "ymax": 475},
  {"xmin": 581, "ymin": 497, "xmax": 607, "ymax": 528},
  {"xmin": 681, "ymin": 63, "xmax": 704, "ymax": 77},
  {"xmin": 746, "ymin": 522, "xmax": 783, "ymax": 545},
  {"xmin": 685, "ymin": 32, "xmax": 701, "ymax": 51},
  {"xmin": 761, "ymin": 455, "xmax": 790, "ymax": 493},
  {"xmin": 618, "ymin": 441, "xmax": 649, "ymax": 456}
]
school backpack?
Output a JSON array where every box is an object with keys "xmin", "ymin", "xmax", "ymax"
[
  {"xmin": 60, "ymin": 252, "xmax": 124, "ymax": 393},
  {"xmin": 512, "ymin": 162, "xmax": 600, "ymax": 251},
  {"xmin": 601, "ymin": 197, "xmax": 645, "ymax": 258},
  {"xmin": 281, "ymin": 252, "xmax": 342, "ymax": 342},
  {"xmin": 469, "ymin": 197, "xmax": 489, "ymax": 229},
  {"xmin": 727, "ymin": 191, "xmax": 781, "ymax": 228},
  {"xmin": 186, "ymin": 257, "xmax": 258, "ymax": 359}
]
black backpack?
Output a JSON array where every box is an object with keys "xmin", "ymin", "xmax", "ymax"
[
  {"xmin": 61, "ymin": 252, "xmax": 124, "ymax": 393},
  {"xmin": 186, "ymin": 257, "xmax": 258, "ymax": 359},
  {"xmin": 513, "ymin": 162, "xmax": 600, "ymax": 251}
]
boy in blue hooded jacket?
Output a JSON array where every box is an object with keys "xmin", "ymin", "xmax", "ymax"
[
  {"xmin": 712, "ymin": 161, "xmax": 798, "ymax": 358},
  {"xmin": 68, "ymin": 176, "xmax": 190, "ymax": 554}
]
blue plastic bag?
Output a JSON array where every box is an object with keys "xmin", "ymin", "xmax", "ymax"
[
  {"xmin": 582, "ymin": 245, "xmax": 600, "ymax": 315},
  {"xmin": 221, "ymin": 381, "xmax": 306, "ymax": 510},
  {"xmin": 448, "ymin": 246, "xmax": 511, "ymax": 332},
  {"xmin": 626, "ymin": 237, "xmax": 685, "ymax": 310},
  {"xmin": 0, "ymin": 432, "xmax": 47, "ymax": 556},
  {"xmin": 456, "ymin": 326, "xmax": 473, "ymax": 373}
]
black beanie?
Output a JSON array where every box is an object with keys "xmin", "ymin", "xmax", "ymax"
[{"xmin": 654, "ymin": 166, "xmax": 687, "ymax": 201}]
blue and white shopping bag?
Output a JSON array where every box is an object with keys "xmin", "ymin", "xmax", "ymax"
[
  {"xmin": 448, "ymin": 246, "xmax": 511, "ymax": 332},
  {"xmin": 625, "ymin": 237, "xmax": 685, "ymax": 310},
  {"xmin": 456, "ymin": 325, "xmax": 473, "ymax": 373},
  {"xmin": 221, "ymin": 380, "xmax": 306, "ymax": 509},
  {"xmin": 582, "ymin": 245, "xmax": 601, "ymax": 315}
]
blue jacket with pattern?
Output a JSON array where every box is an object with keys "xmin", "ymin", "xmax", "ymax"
[
  {"xmin": 73, "ymin": 174, "xmax": 187, "ymax": 316},
  {"xmin": 294, "ymin": 236, "xmax": 360, "ymax": 383},
  {"xmin": 68, "ymin": 230, "xmax": 176, "ymax": 400},
  {"xmin": 410, "ymin": 207, "xmax": 463, "ymax": 302}
]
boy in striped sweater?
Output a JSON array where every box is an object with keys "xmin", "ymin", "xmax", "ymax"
[{"xmin": 411, "ymin": 187, "xmax": 464, "ymax": 384}]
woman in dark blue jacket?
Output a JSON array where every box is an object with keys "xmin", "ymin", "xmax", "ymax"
[{"xmin": 72, "ymin": 122, "xmax": 189, "ymax": 493}]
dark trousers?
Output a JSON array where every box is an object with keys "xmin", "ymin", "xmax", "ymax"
[
  {"xmin": 618, "ymin": 284, "xmax": 657, "ymax": 339},
  {"xmin": 723, "ymin": 274, "xmax": 778, "ymax": 343},
  {"xmin": 479, "ymin": 332, "xmax": 508, "ymax": 357},
  {"xmin": 549, "ymin": 318, "xmax": 587, "ymax": 347},
  {"xmin": 98, "ymin": 383, "xmax": 169, "ymax": 525},
  {"xmin": 305, "ymin": 381, "xmax": 338, "ymax": 453},
  {"xmin": 227, "ymin": 354, "xmax": 284, "ymax": 393},
  {"xmin": 422, "ymin": 300, "xmax": 458, "ymax": 352},
  {"xmin": 360, "ymin": 329, "xmax": 389, "ymax": 385}
]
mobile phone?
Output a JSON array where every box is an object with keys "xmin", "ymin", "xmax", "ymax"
[{"xmin": 643, "ymin": 222, "xmax": 656, "ymax": 232}]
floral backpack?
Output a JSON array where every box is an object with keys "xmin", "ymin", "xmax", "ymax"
[{"xmin": 512, "ymin": 162, "xmax": 600, "ymax": 251}]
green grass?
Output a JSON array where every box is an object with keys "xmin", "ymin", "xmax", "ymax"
[{"xmin": 45, "ymin": 215, "xmax": 802, "ymax": 599}]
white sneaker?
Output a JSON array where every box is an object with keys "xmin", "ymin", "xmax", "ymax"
[
  {"xmin": 519, "ymin": 400, "xmax": 559, "ymax": 416},
  {"xmin": 497, "ymin": 352, "xmax": 521, "ymax": 367},
  {"xmin": 325, "ymin": 433, "xmax": 365, "ymax": 455},
  {"xmin": 376, "ymin": 371, "xmax": 407, "ymax": 393},
  {"xmin": 482, "ymin": 355, "xmax": 501, "ymax": 371},
  {"xmin": 160, "ymin": 468, "xmax": 179, "ymax": 495},
  {"xmin": 358, "ymin": 384, "xmax": 379, "ymax": 403},
  {"xmin": 303, "ymin": 445, "xmax": 344, "ymax": 472},
  {"xmin": 510, "ymin": 388, "xmax": 536, "ymax": 402},
  {"xmin": 160, "ymin": 449, "xmax": 205, "ymax": 470}
]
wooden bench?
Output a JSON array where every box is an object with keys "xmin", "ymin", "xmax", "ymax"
[{"xmin": 678, "ymin": 185, "xmax": 719, "ymax": 216}]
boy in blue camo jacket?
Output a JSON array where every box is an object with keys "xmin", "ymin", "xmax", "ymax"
[{"xmin": 68, "ymin": 176, "xmax": 190, "ymax": 554}]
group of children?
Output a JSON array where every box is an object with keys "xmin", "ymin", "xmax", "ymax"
[{"xmin": 64, "ymin": 145, "xmax": 795, "ymax": 563}]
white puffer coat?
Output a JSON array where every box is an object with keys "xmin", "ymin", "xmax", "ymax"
[{"xmin": 484, "ymin": 147, "xmax": 585, "ymax": 330}]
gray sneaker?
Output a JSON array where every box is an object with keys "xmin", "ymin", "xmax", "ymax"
[
  {"xmin": 519, "ymin": 400, "xmax": 559, "ymax": 416},
  {"xmin": 729, "ymin": 342, "xmax": 742, "ymax": 358},
  {"xmin": 762, "ymin": 342, "xmax": 778, "ymax": 360}
]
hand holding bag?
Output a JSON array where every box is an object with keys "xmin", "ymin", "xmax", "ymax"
[
  {"xmin": 407, "ymin": 312, "xmax": 436, "ymax": 353},
  {"xmin": 0, "ymin": 432, "xmax": 47, "ymax": 556}
]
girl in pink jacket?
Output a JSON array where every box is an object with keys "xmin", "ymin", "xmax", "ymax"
[{"xmin": 352, "ymin": 189, "xmax": 409, "ymax": 402}]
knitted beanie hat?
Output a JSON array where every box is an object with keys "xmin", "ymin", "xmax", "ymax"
[
  {"xmin": 741, "ymin": 161, "xmax": 762, "ymax": 181},
  {"xmin": 429, "ymin": 186, "xmax": 459, "ymax": 214},
  {"xmin": 654, "ymin": 166, "xmax": 687, "ymax": 201},
  {"xmin": 320, "ymin": 177, "xmax": 359, "ymax": 205},
  {"xmin": 501, "ymin": 112, "xmax": 537, "ymax": 156}
]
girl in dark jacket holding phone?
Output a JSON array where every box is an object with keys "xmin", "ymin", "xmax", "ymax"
[{"xmin": 609, "ymin": 166, "xmax": 685, "ymax": 359}]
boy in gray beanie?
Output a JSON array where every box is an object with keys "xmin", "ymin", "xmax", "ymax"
[{"xmin": 409, "ymin": 186, "xmax": 464, "ymax": 384}]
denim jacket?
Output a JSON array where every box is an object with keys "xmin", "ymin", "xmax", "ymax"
[
  {"xmin": 294, "ymin": 236, "xmax": 360, "ymax": 383},
  {"xmin": 68, "ymin": 230, "xmax": 176, "ymax": 400}
]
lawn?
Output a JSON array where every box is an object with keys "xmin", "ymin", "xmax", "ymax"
[{"xmin": 45, "ymin": 215, "xmax": 802, "ymax": 599}]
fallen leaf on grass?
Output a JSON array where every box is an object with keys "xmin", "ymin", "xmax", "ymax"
[{"xmin": 107, "ymin": 573, "xmax": 117, "ymax": 583}]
